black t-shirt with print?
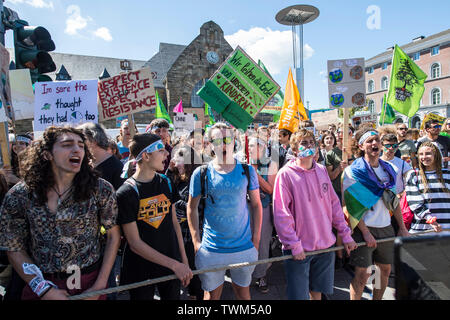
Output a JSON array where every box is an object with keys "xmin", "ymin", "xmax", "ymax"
[{"xmin": 116, "ymin": 174, "xmax": 181, "ymax": 282}]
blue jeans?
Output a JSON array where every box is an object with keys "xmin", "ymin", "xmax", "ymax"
[{"xmin": 283, "ymin": 249, "xmax": 335, "ymax": 300}]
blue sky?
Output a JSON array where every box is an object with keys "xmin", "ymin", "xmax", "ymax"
[{"xmin": 4, "ymin": 0, "xmax": 450, "ymax": 110}]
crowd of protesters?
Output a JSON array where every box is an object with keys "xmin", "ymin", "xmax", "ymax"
[{"xmin": 0, "ymin": 116, "xmax": 449, "ymax": 301}]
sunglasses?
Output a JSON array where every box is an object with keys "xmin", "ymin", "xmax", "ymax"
[
  {"xmin": 211, "ymin": 137, "xmax": 233, "ymax": 146},
  {"xmin": 431, "ymin": 125, "xmax": 442, "ymax": 129},
  {"xmin": 398, "ymin": 127, "xmax": 407, "ymax": 131},
  {"xmin": 383, "ymin": 143, "xmax": 399, "ymax": 149}
]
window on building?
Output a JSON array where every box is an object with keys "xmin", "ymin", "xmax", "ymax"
[
  {"xmin": 431, "ymin": 63, "xmax": 441, "ymax": 79},
  {"xmin": 431, "ymin": 46, "xmax": 440, "ymax": 56},
  {"xmin": 368, "ymin": 100, "xmax": 375, "ymax": 113},
  {"xmin": 431, "ymin": 88, "xmax": 441, "ymax": 105},
  {"xmin": 368, "ymin": 66, "xmax": 374, "ymax": 74},
  {"xmin": 381, "ymin": 77, "xmax": 389, "ymax": 90},
  {"xmin": 191, "ymin": 79, "xmax": 207, "ymax": 108},
  {"xmin": 368, "ymin": 80, "xmax": 375, "ymax": 93},
  {"xmin": 382, "ymin": 62, "xmax": 388, "ymax": 70},
  {"xmin": 413, "ymin": 52, "xmax": 420, "ymax": 61}
]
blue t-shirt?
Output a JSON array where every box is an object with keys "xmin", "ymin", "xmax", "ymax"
[{"xmin": 189, "ymin": 161, "xmax": 259, "ymax": 253}]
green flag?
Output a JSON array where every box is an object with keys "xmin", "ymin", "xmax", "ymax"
[
  {"xmin": 258, "ymin": 59, "xmax": 284, "ymax": 106},
  {"xmin": 379, "ymin": 94, "xmax": 396, "ymax": 125},
  {"xmin": 386, "ymin": 45, "xmax": 427, "ymax": 118},
  {"xmin": 204, "ymin": 102, "xmax": 215, "ymax": 127},
  {"xmin": 155, "ymin": 91, "xmax": 172, "ymax": 124}
]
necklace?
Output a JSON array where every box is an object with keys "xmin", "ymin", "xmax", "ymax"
[{"xmin": 52, "ymin": 185, "xmax": 72, "ymax": 206}]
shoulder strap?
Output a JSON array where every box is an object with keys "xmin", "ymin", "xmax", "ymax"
[
  {"xmin": 124, "ymin": 178, "xmax": 139, "ymax": 198},
  {"xmin": 242, "ymin": 163, "xmax": 250, "ymax": 192},
  {"xmin": 200, "ymin": 164, "xmax": 208, "ymax": 199},
  {"xmin": 159, "ymin": 174, "xmax": 173, "ymax": 194}
]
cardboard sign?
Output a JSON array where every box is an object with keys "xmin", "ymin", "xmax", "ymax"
[
  {"xmin": 327, "ymin": 58, "xmax": 366, "ymax": 109},
  {"xmin": 34, "ymin": 80, "xmax": 98, "ymax": 131},
  {"xmin": 173, "ymin": 113, "xmax": 196, "ymax": 132},
  {"xmin": 9, "ymin": 69, "xmax": 35, "ymax": 120},
  {"xmin": 197, "ymin": 46, "xmax": 280, "ymax": 131},
  {"xmin": 0, "ymin": 43, "xmax": 10, "ymax": 122},
  {"xmin": 98, "ymin": 67, "xmax": 157, "ymax": 121},
  {"xmin": 352, "ymin": 113, "xmax": 377, "ymax": 127},
  {"xmin": 420, "ymin": 113, "xmax": 446, "ymax": 131}
]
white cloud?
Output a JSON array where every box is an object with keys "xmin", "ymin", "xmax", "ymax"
[
  {"xmin": 94, "ymin": 27, "xmax": 113, "ymax": 42},
  {"xmin": 65, "ymin": 5, "xmax": 90, "ymax": 36},
  {"xmin": 225, "ymin": 27, "xmax": 314, "ymax": 76},
  {"xmin": 6, "ymin": 0, "xmax": 54, "ymax": 9}
]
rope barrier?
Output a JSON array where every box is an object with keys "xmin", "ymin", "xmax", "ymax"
[{"xmin": 68, "ymin": 229, "xmax": 441, "ymax": 300}]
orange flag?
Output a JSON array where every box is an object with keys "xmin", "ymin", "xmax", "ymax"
[{"xmin": 278, "ymin": 68, "xmax": 308, "ymax": 133}]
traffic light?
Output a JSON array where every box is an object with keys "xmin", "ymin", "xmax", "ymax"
[{"xmin": 12, "ymin": 19, "xmax": 56, "ymax": 83}]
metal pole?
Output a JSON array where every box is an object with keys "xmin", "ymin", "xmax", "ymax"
[
  {"xmin": 0, "ymin": 1, "xmax": 5, "ymax": 46},
  {"xmin": 297, "ymin": 23, "xmax": 304, "ymax": 102}
]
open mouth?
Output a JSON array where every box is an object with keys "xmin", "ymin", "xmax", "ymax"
[
  {"xmin": 69, "ymin": 157, "xmax": 81, "ymax": 165},
  {"xmin": 371, "ymin": 147, "xmax": 379, "ymax": 153}
]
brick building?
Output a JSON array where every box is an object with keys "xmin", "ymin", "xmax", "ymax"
[{"xmin": 365, "ymin": 28, "xmax": 450, "ymax": 128}]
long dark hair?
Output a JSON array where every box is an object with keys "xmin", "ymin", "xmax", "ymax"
[
  {"xmin": 20, "ymin": 126, "xmax": 98, "ymax": 205},
  {"xmin": 171, "ymin": 145, "xmax": 202, "ymax": 185}
]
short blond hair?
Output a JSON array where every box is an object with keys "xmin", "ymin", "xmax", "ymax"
[{"xmin": 290, "ymin": 129, "xmax": 315, "ymax": 151}]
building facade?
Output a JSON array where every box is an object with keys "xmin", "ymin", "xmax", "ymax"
[{"xmin": 365, "ymin": 28, "xmax": 450, "ymax": 128}]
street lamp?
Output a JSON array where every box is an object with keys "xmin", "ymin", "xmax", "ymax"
[{"xmin": 276, "ymin": 5, "xmax": 319, "ymax": 104}]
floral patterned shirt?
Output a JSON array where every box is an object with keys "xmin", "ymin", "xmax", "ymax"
[{"xmin": 0, "ymin": 178, "xmax": 118, "ymax": 273}]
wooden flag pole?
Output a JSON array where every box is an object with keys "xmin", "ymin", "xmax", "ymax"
[
  {"xmin": 0, "ymin": 122, "xmax": 11, "ymax": 168},
  {"xmin": 128, "ymin": 114, "xmax": 136, "ymax": 138},
  {"xmin": 342, "ymin": 108, "xmax": 349, "ymax": 163}
]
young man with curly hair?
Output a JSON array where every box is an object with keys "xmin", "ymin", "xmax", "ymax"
[{"xmin": 0, "ymin": 126, "xmax": 121, "ymax": 300}]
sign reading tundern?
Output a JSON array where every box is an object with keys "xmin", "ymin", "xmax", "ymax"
[{"xmin": 197, "ymin": 47, "xmax": 280, "ymax": 131}]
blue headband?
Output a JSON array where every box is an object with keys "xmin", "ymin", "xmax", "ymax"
[
  {"xmin": 358, "ymin": 131, "xmax": 378, "ymax": 145},
  {"xmin": 120, "ymin": 140, "xmax": 165, "ymax": 178}
]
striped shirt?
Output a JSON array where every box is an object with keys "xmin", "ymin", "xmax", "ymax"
[{"xmin": 405, "ymin": 169, "xmax": 450, "ymax": 232}]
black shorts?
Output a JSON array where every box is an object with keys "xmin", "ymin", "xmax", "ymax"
[{"xmin": 349, "ymin": 225, "xmax": 395, "ymax": 268}]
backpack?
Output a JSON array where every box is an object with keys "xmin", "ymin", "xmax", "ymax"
[
  {"xmin": 199, "ymin": 162, "xmax": 251, "ymax": 208},
  {"xmin": 123, "ymin": 174, "xmax": 173, "ymax": 198}
]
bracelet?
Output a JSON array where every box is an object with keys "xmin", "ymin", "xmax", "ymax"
[{"xmin": 426, "ymin": 217, "xmax": 437, "ymax": 224}]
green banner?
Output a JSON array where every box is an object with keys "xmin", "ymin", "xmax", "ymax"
[{"xmin": 198, "ymin": 47, "xmax": 280, "ymax": 131}]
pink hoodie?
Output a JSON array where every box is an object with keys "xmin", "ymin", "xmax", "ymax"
[{"xmin": 273, "ymin": 159, "xmax": 353, "ymax": 256}]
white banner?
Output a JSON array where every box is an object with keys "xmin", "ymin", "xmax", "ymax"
[
  {"xmin": 173, "ymin": 113, "xmax": 196, "ymax": 132},
  {"xmin": 34, "ymin": 80, "xmax": 99, "ymax": 132}
]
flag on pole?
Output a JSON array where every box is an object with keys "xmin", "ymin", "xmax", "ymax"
[
  {"xmin": 379, "ymin": 94, "xmax": 396, "ymax": 125},
  {"xmin": 386, "ymin": 45, "xmax": 427, "ymax": 118},
  {"xmin": 278, "ymin": 68, "xmax": 308, "ymax": 133},
  {"xmin": 258, "ymin": 60, "xmax": 284, "ymax": 107},
  {"xmin": 173, "ymin": 100, "xmax": 183, "ymax": 113},
  {"xmin": 155, "ymin": 91, "xmax": 172, "ymax": 124}
]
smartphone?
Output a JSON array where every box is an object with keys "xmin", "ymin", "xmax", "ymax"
[{"xmin": 394, "ymin": 233, "xmax": 450, "ymax": 300}]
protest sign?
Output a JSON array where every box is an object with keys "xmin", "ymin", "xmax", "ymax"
[
  {"xmin": 352, "ymin": 113, "xmax": 377, "ymax": 128},
  {"xmin": 420, "ymin": 112, "xmax": 446, "ymax": 130},
  {"xmin": 0, "ymin": 43, "xmax": 10, "ymax": 122},
  {"xmin": 197, "ymin": 46, "xmax": 280, "ymax": 131},
  {"xmin": 174, "ymin": 113, "xmax": 196, "ymax": 132},
  {"xmin": 327, "ymin": 58, "xmax": 366, "ymax": 109},
  {"xmin": 98, "ymin": 67, "xmax": 157, "ymax": 121},
  {"xmin": 9, "ymin": 69, "xmax": 34, "ymax": 120},
  {"xmin": 34, "ymin": 80, "xmax": 98, "ymax": 131}
]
